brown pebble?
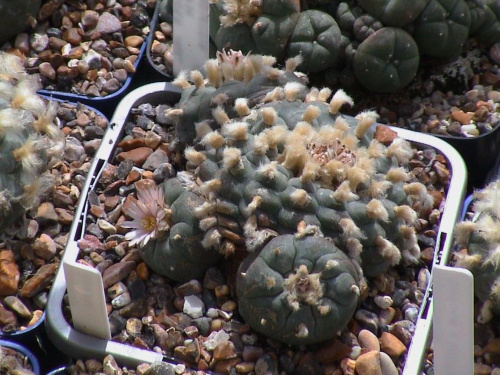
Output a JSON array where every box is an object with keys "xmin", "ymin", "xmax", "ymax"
[
  {"xmin": 379, "ymin": 332, "xmax": 407, "ymax": 360},
  {"xmin": 32, "ymin": 233, "xmax": 57, "ymax": 261},
  {"xmin": 450, "ymin": 110, "xmax": 473, "ymax": 125},
  {"xmin": 358, "ymin": 329, "xmax": 381, "ymax": 351},
  {"xmin": 484, "ymin": 338, "xmax": 500, "ymax": 355},
  {"xmin": 475, "ymin": 363, "xmax": 493, "ymax": 375},
  {"xmin": 102, "ymin": 260, "xmax": 137, "ymax": 289},
  {"xmin": 213, "ymin": 358, "xmax": 241, "ymax": 374},
  {"xmin": 355, "ymin": 350, "xmax": 382, "ymax": 375},
  {"xmin": 63, "ymin": 28, "xmax": 82, "ymax": 45},
  {"xmin": 20, "ymin": 263, "xmax": 58, "ymax": 298},
  {"xmin": 116, "ymin": 147, "xmax": 153, "ymax": 167},
  {"xmin": 125, "ymin": 35, "xmax": 144, "ymax": 48},
  {"xmin": 125, "ymin": 169, "xmax": 141, "ymax": 185},
  {"xmin": 213, "ymin": 340, "xmax": 237, "ymax": 360},
  {"xmin": 0, "ymin": 303, "xmax": 17, "ymax": 325},
  {"xmin": 136, "ymin": 262, "xmax": 149, "ymax": 281},
  {"xmin": 373, "ymin": 125, "xmax": 397, "ymax": 145},
  {"xmin": 0, "ymin": 250, "xmax": 20, "ymax": 295}
]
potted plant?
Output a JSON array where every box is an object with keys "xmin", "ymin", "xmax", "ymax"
[
  {"xmin": 45, "ymin": 52, "xmax": 466, "ymax": 374},
  {"xmin": 147, "ymin": 0, "xmax": 500, "ymax": 192},
  {"xmin": 0, "ymin": 51, "xmax": 109, "ymax": 359},
  {"xmin": 439, "ymin": 177, "xmax": 500, "ymax": 373}
]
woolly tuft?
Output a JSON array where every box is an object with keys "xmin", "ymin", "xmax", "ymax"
[{"xmin": 329, "ymin": 89, "xmax": 354, "ymax": 114}]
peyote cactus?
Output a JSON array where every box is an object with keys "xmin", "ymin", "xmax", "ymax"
[
  {"xmin": 134, "ymin": 53, "xmax": 438, "ymax": 344},
  {"xmin": 0, "ymin": 52, "xmax": 64, "ymax": 234},
  {"xmin": 189, "ymin": 0, "xmax": 500, "ymax": 93},
  {"xmin": 236, "ymin": 232, "xmax": 361, "ymax": 345},
  {"xmin": 453, "ymin": 179, "xmax": 500, "ymax": 323}
]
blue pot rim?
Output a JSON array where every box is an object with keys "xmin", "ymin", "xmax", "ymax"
[
  {"xmin": 0, "ymin": 311, "xmax": 45, "ymax": 339},
  {"xmin": 37, "ymin": 28, "xmax": 149, "ymax": 103},
  {"xmin": 0, "ymin": 339, "xmax": 41, "ymax": 375}
]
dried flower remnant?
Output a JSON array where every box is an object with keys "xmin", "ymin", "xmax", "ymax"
[{"xmin": 121, "ymin": 184, "xmax": 171, "ymax": 247}]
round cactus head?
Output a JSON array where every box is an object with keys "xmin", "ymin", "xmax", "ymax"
[
  {"xmin": 236, "ymin": 231, "xmax": 361, "ymax": 345},
  {"xmin": 354, "ymin": 27, "xmax": 420, "ymax": 93}
]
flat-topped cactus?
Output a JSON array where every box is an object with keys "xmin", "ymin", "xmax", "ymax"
[
  {"xmin": 0, "ymin": 52, "xmax": 64, "ymax": 234},
  {"xmin": 236, "ymin": 231, "xmax": 361, "ymax": 345},
  {"xmin": 453, "ymin": 179, "xmax": 500, "ymax": 323}
]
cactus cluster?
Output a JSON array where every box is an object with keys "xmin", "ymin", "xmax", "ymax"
[
  {"xmin": 453, "ymin": 179, "xmax": 500, "ymax": 323},
  {"xmin": 0, "ymin": 52, "xmax": 64, "ymax": 234},
  {"xmin": 134, "ymin": 52, "xmax": 439, "ymax": 345},
  {"xmin": 160, "ymin": 0, "xmax": 500, "ymax": 93}
]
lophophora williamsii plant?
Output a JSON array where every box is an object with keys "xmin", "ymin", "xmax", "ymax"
[
  {"xmin": 126, "ymin": 51, "xmax": 438, "ymax": 345},
  {"xmin": 453, "ymin": 178, "xmax": 500, "ymax": 323},
  {"xmin": 159, "ymin": 0, "xmax": 500, "ymax": 93},
  {"xmin": 0, "ymin": 51, "xmax": 64, "ymax": 235}
]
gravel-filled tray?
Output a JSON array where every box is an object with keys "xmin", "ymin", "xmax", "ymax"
[
  {"xmin": 0, "ymin": 95, "xmax": 108, "ymax": 344},
  {"xmin": 44, "ymin": 76, "xmax": 467, "ymax": 375}
]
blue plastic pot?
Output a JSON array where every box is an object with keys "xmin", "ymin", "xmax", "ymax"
[{"xmin": 0, "ymin": 339, "xmax": 41, "ymax": 375}]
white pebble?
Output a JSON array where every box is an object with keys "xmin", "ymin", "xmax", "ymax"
[
  {"xmin": 111, "ymin": 292, "xmax": 131, "ymax": 308},
  {"xmin": 374, "ymin": 295, "xmax": 393, "ymax": 309},
  {"xmin": 174, "ymin": 364, "xmax": 186, "ymax": 374},
  {"xmin": 461, "ymin": 124, "xmax": 479, "ymax": 136},
  {"xmin": 183, "ymin": 295, "xmax": 205, "ymax": 319},
  {"xmin": 204, "ymin": 330, "xmax": 230, "ymax": 351}
]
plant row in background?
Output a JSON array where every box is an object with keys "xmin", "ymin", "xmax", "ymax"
[{"xmin": 153, "ymin": 0, "xmax": 500, "ymax": 94}]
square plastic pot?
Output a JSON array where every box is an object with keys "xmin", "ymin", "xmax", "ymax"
[
  {"xmin": 435, "ymin": 124, "xmax": 500, "ymax": 192},
  {"xmin": 45, "ymin": 82, "xmax": 467, "ymax": 373}
]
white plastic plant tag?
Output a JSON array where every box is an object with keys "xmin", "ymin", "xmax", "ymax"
[
  {"xmin": 63, "ymin": 260, "xmax": 111, "ymax": 340},
  {"xmin": 173, "ymin": 0, "xmax": 209, "ymax": 76},
  {"xmin": 433, "ymin": 264, "xmax": 474, "ymax": 375}
]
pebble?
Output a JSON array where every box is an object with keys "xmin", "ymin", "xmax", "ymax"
[
  {"xmin": 358, "ymin": 329, "xmax": 380, "ymax": 351},
  {"xmin": 96, "ymin": 12, "xmax": 122, "ymax": 34},
  {"xmin": 32, "ymin": 233, "xmax": 57, "ymax": 261},
  {"xmin": 355, "ymin": 350, "xmax": 382, "ymax": 375},
  {"xmin": 379, "ymin": 332, "xmax": 407, "ymax": 360},
  {"xmin": 20, "ymin": 263, "xmax": 58, "ymax": 298},
  {"xmin": 102, "ymin": 260, "xmax": 137, "ymax": 289},
  {"xmin": 3, "ymin": 296, "xmax": 32, "ymax": 319},
  {"xmin": 0, "ymin": 250, "xmax": 20, "ymax": 295},
  {"xmin": 183, "ymin": 295, "xmax": 205, "ymax": 319}
]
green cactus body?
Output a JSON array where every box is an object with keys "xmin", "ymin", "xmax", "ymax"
[
  {"xmin": 466, "ymin": 0, "xmax": 487, "ymax": 35},
  {"xmin": 471, "ymin": 0, "xmax": 500, "ymax": 47},
  {"xmin": 0, "ymin": 52, "xmax": 64, "ymax": 234},
  {"xmin": 412, "ymin": 0, "xmax": 471, "ymax": 57},
  {"xmin": 236, "ymin": 234, "xmax": 361, "ymax": 345},
  {"xmin": 357, "ymin": 0, "xmax": 430, "ymax": 27},
  {"xmin": 353, "ymin": 27, "xmax": 420, "ymax": 93},
  {"xmin": 140, "ymin": 55, "xmax": 436, "ymax": 342},
  {"xmin": 213, "ymin": 0, "xmax": 301, "ymax": 61},
  {"xmin": 140, "ymin": 178, "xmax": 222, "ymax": 282},
  {"xmin": 286, "ymin": 10, "xmax": 342, "ymax": 73}
]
